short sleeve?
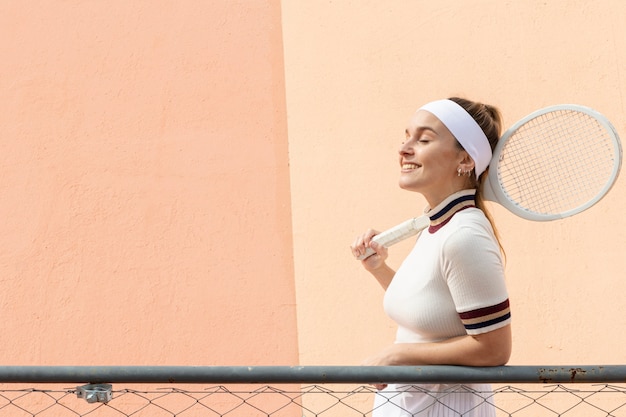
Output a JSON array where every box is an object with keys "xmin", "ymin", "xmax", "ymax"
[{"xmin": 441, "ymin": 222, "xmax": 511, "ymax": 335}]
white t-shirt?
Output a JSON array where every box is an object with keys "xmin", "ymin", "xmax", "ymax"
[{"xmin": 374, "ymin": 189, "xmax": 511, "ymax": 417}]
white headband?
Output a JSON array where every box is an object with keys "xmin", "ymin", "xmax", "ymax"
[{"xmin": 418, "ymin": 99, "xmax": 492, "ymax": 177}]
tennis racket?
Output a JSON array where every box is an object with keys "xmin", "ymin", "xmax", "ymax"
[{"xmin": 357, "ymin": 104, "xmax": 622, "ymax": 260}]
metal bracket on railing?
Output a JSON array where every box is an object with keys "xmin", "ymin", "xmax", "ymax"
[{"xmin": 76, "ymin": 383, "xmax": 112, "ymax": 403}]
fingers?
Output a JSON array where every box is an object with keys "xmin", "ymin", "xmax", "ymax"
[
  {"xmin": 362, "ymin": 355, "xmax": 388, "ymax": 390},
  {"xmin": 350, "ymin": 229, "xmax": 379, "ymax": 259},
  {"xmin": 368, "ymin": 240, "xmax": 387, "ymax": 257}
]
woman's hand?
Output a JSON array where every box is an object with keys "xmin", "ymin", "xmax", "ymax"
[
  {"xmin": 351, "ymin": 229, "xmax": 396, "ymax": 290},
  {"xmin": 362, "ymin": 345, "xmax": 397, "ymax": 367},
  {"xmin": 361, "ymin": 345, "xmax": 401, "ymax": 391},
  {"xmin": 350, "ymin": 229, "xmax": 389, "ymax": 271}
]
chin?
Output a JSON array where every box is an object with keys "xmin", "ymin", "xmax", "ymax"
[{"xmin": 398, "ymin": 180, "xmax": 420, "ymax": 193}]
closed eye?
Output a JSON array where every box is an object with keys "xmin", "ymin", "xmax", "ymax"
[{"xmin": 405, "ymin": 126, "xmax": 437, "ymax": 144}]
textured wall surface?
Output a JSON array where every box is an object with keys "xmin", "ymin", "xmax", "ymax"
[
  {"xmin": 281, "ymin": 0, "xmax": 626, "ymax": 366},
  {"xmin": 0, "ymin": 1, "xmax": 298, "ymax": 366},
  {"xmin": 1, "ymin": 1, "xmax": 624, "ymax": 370}
]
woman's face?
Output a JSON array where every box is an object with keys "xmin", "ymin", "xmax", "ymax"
[{"xmin": 398, "ymin": 109, "xmax": 471, "ymax": 206}]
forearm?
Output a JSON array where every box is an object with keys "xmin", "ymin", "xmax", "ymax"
[
  {"xmin": 368, "ymin": 263, "xmax": 396, "ymax": 290},
  {"xmin": 366, "ymin": 325, "xmax": 512, "ymax": 367}
]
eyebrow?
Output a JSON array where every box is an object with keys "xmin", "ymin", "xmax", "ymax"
[{"xmin": 406, "ymin": 126, "xmax": 438, "ymax": 136}]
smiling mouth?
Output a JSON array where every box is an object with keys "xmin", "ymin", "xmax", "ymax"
[{"xmin": 402, "ymin": 163, "xmax": 420, "ymax": 170}]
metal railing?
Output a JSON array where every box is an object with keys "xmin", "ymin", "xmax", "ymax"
[{"xmin": 0, "ymin": 366, "xmax": 624, "ymax": 416}]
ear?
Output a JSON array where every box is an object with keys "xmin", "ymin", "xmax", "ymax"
[{"xmin": 457, "ymin": 151, "xmax": 475, "ymax": 173}]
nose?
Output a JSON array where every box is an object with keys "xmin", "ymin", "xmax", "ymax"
[{"xmin": 398, "ymin": 140, "xmax": 412, "ymax": 155}]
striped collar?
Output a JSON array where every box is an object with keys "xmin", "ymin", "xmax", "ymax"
[{"xmin": 425, "ymin": 189, "xmax": 476, "ymax": 233}]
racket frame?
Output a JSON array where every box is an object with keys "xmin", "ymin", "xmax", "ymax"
[{"xmin": 484, "ymin": 104, "xmax": 622, "ymax": 221}]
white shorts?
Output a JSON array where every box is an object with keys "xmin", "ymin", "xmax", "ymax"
[{"xmin": 373, "ymin": 383, "xmax": 496, "ymax": 417}]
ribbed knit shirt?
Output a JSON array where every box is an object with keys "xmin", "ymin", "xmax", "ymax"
[{"xmin": 383, "ymin": 189, "xmax": 511, "ymax": 344}]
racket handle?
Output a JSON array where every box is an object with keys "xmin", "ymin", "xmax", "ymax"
[{"xmin": 357, "ymin": 215, "xmax": 430, "ymax": 260}]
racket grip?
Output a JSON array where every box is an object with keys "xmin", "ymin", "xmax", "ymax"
[{"xmin": 357, "ymin": 216, "xmax": 430, "ymax": 260}]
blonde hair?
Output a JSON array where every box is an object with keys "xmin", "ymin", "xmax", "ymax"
[{"xmin": 448, "ymin": 97, "xmax": 505, "ymax": 258}]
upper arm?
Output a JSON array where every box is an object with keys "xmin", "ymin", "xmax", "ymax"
[
  {"xmin": 442, "ymin": 224, "xmax": 511, "ymax": 335},
  {"xmin": 440, "ymin": 222, "xmax": 512, "ymax": 366}
]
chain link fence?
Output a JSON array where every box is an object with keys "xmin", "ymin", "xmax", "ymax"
[{"xmin": 0, "ymin": 366, "xmax": 625, "ymax": 416}]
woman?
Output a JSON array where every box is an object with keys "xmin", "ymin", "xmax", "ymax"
[{"xmin": 350, "ymin": 97, "xmax": 512, "ymax": 416}]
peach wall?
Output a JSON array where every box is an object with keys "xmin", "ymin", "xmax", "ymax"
[
  {"xmin": 282, "ymin": 1, "xmax": 626, "ymax": 366},
  {"xmin": 1, "ymin": 0, "xmax": 625, "ymax": 377},
  {"xmin": 0, "ymin": 1, "xmax": 298, "ymax": 366}
]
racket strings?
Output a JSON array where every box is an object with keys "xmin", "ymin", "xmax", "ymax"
[{"xmin": 497, "ymin": 109, "xmax": 617, "ymax": 215}]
